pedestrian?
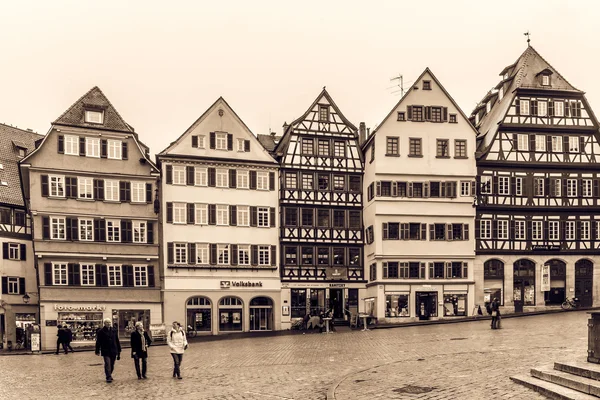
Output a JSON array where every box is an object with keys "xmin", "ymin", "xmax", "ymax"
[
  {"xmin": 55, "ymin": 324, "xmax": 66, "ymax": 354},
  {"xmin": 491, "ymin": 297, "xmax": 501, "ymax": 329},
  {"xmin": 131, "ymin": 321, "xmax": 152, "ymax": 380},
  {"xmin": 95, "ymin": 318, "xmax": 122, "ymax": 383},
  {"xmin": 167, "ymin": 321, "xmax": 188, "ymax": 380},
  {"xmin": 64, "ymin": 325, "xmax": 74, "ymax": 353}
]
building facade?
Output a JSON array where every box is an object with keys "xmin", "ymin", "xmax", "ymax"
[
  {"xmin": 20, "ymin": 87, "xmax": 161, "ymax": 350},
  {"xmin": 472, "ymin": 46, "xmax": 600, "ymax": 312},
  {"xmin": 273, "ymin": 89, "xmax": 365, "ymax": 328},
  {"xmin": 0, "ymin": 124, "xmax": 41, "ymax": 349},
  {"xmin": 362, "ymin": 69, "xmax": 478, "ymax": 323},
  {"xmin": 158, "ymin": 97, "xmax": 281, "ymax": 335}
]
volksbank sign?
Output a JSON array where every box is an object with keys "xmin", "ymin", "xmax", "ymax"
[{"xmin": 220, "ymin": 281, "xmax": 263, "ymax": 289}]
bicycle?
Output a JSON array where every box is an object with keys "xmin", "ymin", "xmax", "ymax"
[
  {"xmin": 186, "ymin": 325, "xmax": 197, "ymax": 338},
  {"xmin": 561, "ymin": 297, "xmax": 580, "ymax": 310}
]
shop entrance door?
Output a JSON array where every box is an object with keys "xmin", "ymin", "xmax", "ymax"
[
  {"xmin": 415, "ymin": 292, "xmax": 438, "ymax": 319},
  {"xmin": 513, "ymin": 280, "xmax": 524, "ymax": 313},
  {"xmin": 575, "ymin": 259, "xmax": 594, "ymax": 307},
  {"xmin": 328, "ymin": 289, "xmax": 344, "ymax": 319}
]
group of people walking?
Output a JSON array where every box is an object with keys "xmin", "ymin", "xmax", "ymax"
[
  {"xmin": 488, "ymin": 297, "xmax": 502, "ymax": 329},
  {"xmin": 93, "ymin": 319, "xmax": 188, "ymax": 383},
  {"xmin": 55, "ymin": 324, "xmax": 74, "ymax": 354}
]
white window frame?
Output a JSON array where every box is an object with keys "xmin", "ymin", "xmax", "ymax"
[
  {"xmin": 552, "ymin": 178, "xmax": 562, "ymax": 197},
  {"xmin": 79, "ymin": 218, "xmax": 94, "ymax": 241},
  {"xmin": 498, "ymin": 177, "xmax": 510, "ymax": 195},
  {"xmin": 105, "ymin": 180, "xmax": 119, "ymax": 201},
  {"xmin": 555, "ymin": 101, "xmax": 564, "ymax": 117},
  {"xmin": 538, "ymin": 101, "xmax": 547, "ymax": 117},
  {"xmin": 172, "ymin": 166, "xmax": 186, "ymax": 185},
  {"xmin": 173, "ymin": 203, "xmax": 186, "ymax": 224},
  {"xmin": 196, "ymin": 244, "xmax": 209, "ymax": 264},
  {"xmin": 7, "ymin": 277, "xmax": 19, "ymax": 294},
  {"xmin": 108, "ymin": 265, "xmax": 122, "ymax": 287},
  {"xmin": 566, "ymin": 221, "xmax": 575, "ymax": 240},
  {"xmin": 107, "ymin": 139, "xmax": 122, "ymax": 160},
  {"xmin": 581, "ymin": 221, "xmax": 590, "ymax": 241},
  {"xmin": 258, "ymin": 245, "xmax": 270, "ymax": 266},
  {"xmin": 515, "ymin": 177, "xmax": 523, "ymax": 196},
  {"xmin": 131, "ymin": 182, "xmax": 145, "ymax": 203},
  {"xmin": 215, "ymin": 133, "xmax": 228, "ymax": 150},
  {"xmin": 532, "ymin": 221, "xmax": 543, "ymax": 240},
  {"xmin": 78, "ymin": 177, "xmax": 93, "ymax": 199},
  {"xmin": 542, "ymin": 75, "xmax": 550, "ymax": 86},
  {"xmin": 535, "ymin": 135, "xmax": 546, "ymax": 152},
  {"xmin": 238, "ymin": 245, "xmax": 250, "ymax": 265},
  {"xmin": 195, "ymin": 204, "xmax": 208, "ymax": 225},
  {"xmin": 517, "ymin": 134, "xmax": 529, "ymax": 151},
  {"xmin": 258, "ymin": 207, "xmax": 269, "ymax": 227},
  {"xmin": 64, "ymin": 135, "xmax": 79, "ymax": 156},
  {"xmin": 216, "ymin": 169, "xmax": 229, "ymax": 188},
  {"xmin": 51, "ymin": 216, "xmax": 66, "ymax": 240},
  {"xmin": 256, "ymin": 171, "xmax": 269, "ymax": 190},
  {"xmin": 197, "ymin": 135, "xmax": 206, "ymax": 149},
  {"xmin": 85, "ymin": 110, "xmax": 104, "ymax": 124},
  {"xmin": 52, "ymin": 263, "xmax": 68, "ymax": 285},
  {"xmin": 86, "ymin": 137, "xmax": 100, "ymax": 158},
  {"xmin": 520, "ymin": 99, "xmax": 530, "ymax": 115},
  {"xmin": 194, "ymin": 167, "xmax": 207, "ymax": 187},
  {"xmin": 106, "ymin": 220, "xmax": 121, "ymax": 242},
  {"xmin": 237, "ymin": 138, "xmax": 246, "ymax": 152},
  {"xmin": 134, "ymin": 265, "xmax": 148, "ymax": 287},
  {"xmin": 549, "ymin": 221, "xmax": 560, "ymax": 241},
  {"xmin": 515, "ymin": 220, "xmax": 526, "ymax": 240},
  {"xmin": 133, "ymin": 221, "xmax": 147, "ymax": 243},
  {"xmin": 237, "ymin": 206, "xmax": 250, "ymax": 227},
  {"xmin": 534, "ymin": 178, "xmax": 544, "ymax": 197},
  {"xmin": 497, "ymin": 220, "xmax": 509, "ymax": 240},
  {"xmin": 174, "ymin": 243, "xmax": 187, "ymax": 264},
  {"xmin": 583, "ymin": 179, "xmax": 593, "ymax": 197},
  {"xmin": 567, "ymin": 179, "xmax": 577, "ymax": 197},
  {"xmin": 237, "ymin": 170, "xmax": 249, "ymax": 189},
  {"xmin": 480, "ymin": 220, "xmax": 491, "ymax": 239},
  {"xmin": 8, "ymin": 243, "xmax": 20, "ymax": 260},
  {"xmin": 49, "ymin": 175, "xmax": 65, "ymax": 198},
  {"xmin": 216, "ymin": 205, "xmax": 229, "ymax": 226},
  {"xmin": 569, "ymin": 136, "xmax": 580, "ymax": 153},
  {"xmin": 80, "ymin": 264, "xmax": 95, "ymax": 286},
  {"xmin": 551, "ymin": 136, "xmax": 563, "ymax": 152},
  {"xmin": 460, "ymin": 181, "xmax": 471, "ymax": 197},
  {"xmin": 217, "ymin": 244, "xmax": 229, "ymax": 265}
]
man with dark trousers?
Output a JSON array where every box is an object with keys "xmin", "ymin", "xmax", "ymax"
[{"xmin": 95, "ymin": 318, "xmax": 121, "ymax": 382}]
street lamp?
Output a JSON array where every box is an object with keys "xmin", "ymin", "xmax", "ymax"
[{"xmin": 22, "ymin": 293, "xmax": 30, "ymax": 304}]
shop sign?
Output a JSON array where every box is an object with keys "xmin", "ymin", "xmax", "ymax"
[
  {"xmin": 541, "ymin": 264, "xmax": 551, "ymax": 292},
  {"xmin": 220, "ymin": 281, "xmax": 263, "ymax": 289},
  {"xmin": 54, "ymin": 304, "xmax": 106, "ymax": 312},
  {"xmin": 325, "ymin": 267, "xmax": 347, "ymax": 280},
  {"xmin": 30, "ymin": 333, "xmax": 40, "ymax": 352},
  {"xmin": 329, "ymin": 283, "xmax": 346, "ymax": 288},
  {"xmin": 532, "ymin": 245, "xmax": 560, "ymax": 251}
]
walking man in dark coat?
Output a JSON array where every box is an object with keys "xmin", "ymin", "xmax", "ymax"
[
  {"xmin": 95, "ymin": 318, "xmax": 121, "ymax": 382},
  {"xmin": 55, "ymin": 325, "xmax": 66, "ymax": 354},
  {"xmin": 64, "ymin": 325, "xmax": 74, "ymax": 353},
  {"xmin": 130, "ymin": 321, "xmax": 152, "ymax": 379}
]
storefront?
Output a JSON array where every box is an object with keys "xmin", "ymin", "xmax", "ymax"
[{"xmin": 112, "ymin": 309, "xmax": 151, "ymax": 339}]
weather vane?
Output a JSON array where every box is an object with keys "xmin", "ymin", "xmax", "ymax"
[{"xmin": 524, "ymin": 31, "xmax": 531, "ymax": 46}]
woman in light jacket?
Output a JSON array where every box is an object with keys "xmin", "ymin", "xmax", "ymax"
[{"xmin": 167, "ymin": 321, "xmax": 187, "ymax": 379}]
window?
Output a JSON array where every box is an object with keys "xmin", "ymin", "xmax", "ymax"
[
  {"xmin": 551, "ymin": 136, "xmax": 563, "ymax": 152},
  {"xmin": 301, "ymin": 247, "xmax": 314, "ymax": 265},
  {"xmin": 538, "ymin": 101, "xmax": 547, "ymax": 117},
  {"xmin": 349, "ymin": 176, "xmax": 361, "ymax": 192},
  {"xmin": 567, "ymin": 179, "xmax": 577, "ymax": 197},
  {"xmin": 133, "ymin": 221, "xmax": 146, "ymax": 243},
  {"xmin": 78, "ymin": 177, "xmax": 93, "ymax": 199},
  {"xmin": 105, "ymin": 180, "xmax": 119, "ymax": 201},
  {"xmin": 131, "ymin": 266, "xmax": 149, "ymax": 287},
  {"xmin": 7, "ymin": 243, "xmax": 19, "ymax": 260},
  {"xmin": 64, "ymin": 135, "xmax": 78, "ymax": 155},
  {"xmin": 238, "ymin": 245, "xmax": 250, "ymax": 265},
  {"xmin": 108, "ymin": 265, "xmax": 122, "ymax": 286},
  {"xmin": 431, "ymin": 107, "xmax": 442, "ymax": 122},
  {"xmin": 498, "ymin": 177, "xmax": 510, "ymax": 195},
  {"xmin": 216, "ymin": 169, "xmax": 229, "ymax": 188},
  {"xmin": 174, "ymin": 243, "xmax": 187, "ymax": 264},
  {"xmin": 258, "ymin": 207, "xmax": 269, "ymax": 227},
  {"xmin": 432, "ymin": 224, "xmax": 446, "ymax": 240},
  {"xmin": 517, "ymin": 134, "xmax": 529, "ymax": 151},
  {"xmin": 386, "ymin": 137, "xmax": 399, "ymax": 155},
  {"xmin": 532, "ymin": 221, "xmax": 543, "ymax": 240},
  {"xmin": 216, "ymin": 205, "xmax": 229, "ymax": 226},
  {"xmin": 549, "ymin": 221, "xmax": 560, "ymax": 241},
  {"xmin": 51, "ymin": 217, "xmax": 66, "ymax": 240},
  {"xmin": 237, "ymin": 206, "xmax": 249, "ymax": 226},
  {"xmin": 583, "ymin": 179, "xmax": 593, "ymax": 197},
  {"xmin": 195, "ymin": 204, "xmax": 208, "ymax": 225},
  {"xmin": 215, "ymin": 133, "xmax": 228, "ymax": 150},
  {"xmin": 317, "ymin": 210, "xmax": 329, "ymax": 227},
  {"xmin": 83, "ymin": 110, "xmax": 105, "ymax": 125},
  {"xmin": 196, "ymin": 244, "xmax": 209, "ymax": 264},
  {"xmin": 237, "ymin": 139, "xmax": 246, "ymax": 152},
  {"xmin": 535, "ymin": 135, "xmax": 546, "ymax": 152},
  {"xmin": 333, "ymin": 141, "xmax": 345, "ymax": 157},
  {"xmin": 534, "ymin": 178, "xmax": 544, "ymax": 197},
  {"xmin": 542, "ymin": 75, "xmax": 550, "ymax": 86},
  {"xmin": 237, "ymin": 170, "xmax": 249, "ymax": 189},
  {"xmin": 86, "ymin": 137, "xmax": 100, "ymax": 157},
  {"xmin": 454, "ymin": 140, "xmax": 467, "ymax": 158},
  {"xmin": 49, "ymin": 175, "xmax": 65, "ymax": 197},
  {"xmin": 380, "ymin": 181, "xmax": 391, "ymax": 197},
  {"xmin": 349, "ymin": 211, "xmax": 361, "ymax": 229},
  {"xmin": 582, "ymin": 221, "xmax": 590, "ymax": 240},
  {"xmin": 480, "ymin": 176, "xmax": 492, "ymax": 194},
  {"xmin": 197, "ymin": 135, "xmax": 206, "ymax": 149},
  {"xmin": 412, "ymin": 106, "xmax": 424, "ymax": 121},
  {"xmin": 79, "ymin": 219, "xmax": 93, "ymax": 241},
  {"xmin": 397, "ymin": 112, "xmax": 406, "ymax": 121},
  {"xmin": 285, "ymin": 173, "xmax": 296, "ymax": 189},
  {"xmin": 258, "ymin": 246, "xmax": 270, "ymax": 265},
  {"xmin": 319, "ymin": 105, "xmax": 329, "ymax": 121},
  {"xmin": 318, "ymin": 175, "xmax": 329, "ymax": 190},
  {"xmin": 108, "ymin": 140, "xmax": 122, "ymax": 159},
  {"xmin": 409, "ymin": 138, "xmax": 422, "ymax": 157},
  {"xmin": 515, "ymin": 177, "xmax": 523, "ymax": 196},
  {"xmin": 317, "ymin": 140, "xmax": 330, "ymax": 156},
  {"xmin": 566, "ymin": 221, "xmax": 575, "ymax": 240},
  {"xmin": 550, "ymin": 178, "xmax": 561, "ymax": 197},
  {"xmin": 383, "ymin": 262, "xmax": 398, "ymax": 278},
  {"xmin": 284, "ymin": 208, "xmax": 297, "ymax": 227},
  {"xmin": 217, "ymin": 244, "xmax": 229, "ymax": 265},
  {"xmin": 597, "ymin": 222, "xmax": 600, "ymax": 240},
  {"xmin": 497, "ymin": 220, "xmax": 509, "ymax": 239},
  {"xmin": 449, "ymin": 114, "xmax": 457, "ymax": 123},
  {"xmin": 256, "ymin": 171, "xmax": 269, "ymax": 190},
  {"xmin": 131, "ymin": 182, "xmax": 145, "ymax": 203},
  {"xmin": 555, "ymin": 101, "xmax": 564, "ymax": 117},
  {"xmin": 570, "ymin": 101, "xmax": 582, "ymax": 117},
  {"xmin": 106, "ymin": 220, "xmax": 121, "ymax": 242},
  {"xmin": 515, "ymin": 220, "xmax": 526, "ymax": 240},
  {"xmin": 519, "ymin": 99, "xmax": 530, "ymax": 115},
  {"xmin": 408, "ymin": 223, "xmax": 421, "ymax": 240},
  {"xmin": 302, "ymin": 174, "xmax": 313, "ymax": 190},
  {"xmin": 302, "ymin": 138, "xmax": 314, "ymax": 155},
  {"xmin": 80, "ymin": 264, "xmax": 95, "ymax": 286},
  {"xmin": 195, "ymin": 167, "xmax": 208, "ymax": 187},
  {"xmin": 436, "ymin": 139, "xmax": 449, "ymax": 157},
  {"xmin": 172, "ymin": 166, "xmax": 186, "ymax": 185},
  {"xmin": 173, "ymin": 203, "xmax": 186, "ymax": 224},
  {"xmin": 480, "ymin": 220, "xmax": 491, "ymax": 239},
  {"xmin": 569, "ymin": 136, "xmax": 580, "ymax": 153},
  {"xmin": 52, "ymin": 263, "xmax": 67, "ymax": 285},
  {"xmin": 333, "ymin": 176, "xmax": 345, "ymax": 191},
  {"xmin": 423, "ymin": 80, "xmax": 431, "ymax": 90},
  {"xmin": 460, "ymin": 181, "xmax": 471, "ymax": 197},
  {"xmin": 412, "ymin": 183, "xmax": 423, "ymax": 198},
  {"xmin": 284, "ymin": 247, "xmax": 297, "ymax": 265},
  {"xmin": 302, "ymin": 209, "xmax": 313, "ymax": 226}
]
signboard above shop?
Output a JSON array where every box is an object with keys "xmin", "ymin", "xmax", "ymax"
[{"xmin": 532, "ymin": 245, "xmax": 560, "ymax": 251}]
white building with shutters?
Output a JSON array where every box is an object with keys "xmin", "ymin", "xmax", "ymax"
[
  {"xmin": 158, "ymin": 97, "xmax": 281, "ymax": 335},
  {"xmin": 361, "ymin": 68, "xmax": 478, "ymax": 324}
]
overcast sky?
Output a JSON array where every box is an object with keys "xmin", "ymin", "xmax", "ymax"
[{"xmin": 1, "ymin": 1, "xmax": 598, "ymax": 156}]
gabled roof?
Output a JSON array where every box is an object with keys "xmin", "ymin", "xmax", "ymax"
[
  {"xmin": 364, "ymin": 68, "xmax": 477, "ymax": 149},
  {"xmin": 257, "ymin": 134, "xmax": 282, "ymax": 154},
  {"xmin": 0, "ymin": 124, "xmax": 43, "ymax": 207},
  {"xmin": 53, "ymin": 86, "xmax": 134, "ymax": 133}
]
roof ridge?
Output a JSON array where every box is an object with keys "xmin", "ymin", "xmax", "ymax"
[{"xmin": 0, "ymin": 122, "xmax": 44, "ymax": 137}]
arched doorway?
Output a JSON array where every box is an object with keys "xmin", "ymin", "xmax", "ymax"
[
  {"xmin": 544, "ymin": 259, "xmax": 566, "ymax": 305},
  {"xmin": 186, "ymin": 297, "xmax": 212, "ymax": 333},
  {"xmin": 484, "ymin": 259, "xmax": 504, "ymax": 305},
  {"xmin": 249, "ymin": 297, "xmax": 273, "ymax": 331},
  {"xmin": 514, "ymin": 259, "xmax": 536, "ymax": 312},
  {"xmin": 219, "ymin": 296, "xmax": 243, "ymax": 332},
  {"xmin": 575, "ymin": 259, "xmax": 594, "ymax": 307}
]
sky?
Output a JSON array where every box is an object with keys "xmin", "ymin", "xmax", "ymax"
[{"xmin": 1, "ymin": 1, "xmax": 599, "ymax": 157}]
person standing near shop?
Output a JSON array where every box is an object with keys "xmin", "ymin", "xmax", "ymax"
[
  {"xmin": 95, "ymin": 318, "xmax": 121, "ymax": 383},
  {"xmin": 64, "ymin": 325, "xmax": 74, "ymax": 353},
  {"xmin": 55, "ymin": 324, "xmax": 66, "ymax": 355},
  {"xmin": 131, "ymin": 321, "xmax": 152, "ymax": 380},
  {"xmin": 167, "ymin": 321, "xmax": 187, "ymax": 380},
  {"xmin": 490, "ymin": 297, "xmax": 501, "ymax": 329}
]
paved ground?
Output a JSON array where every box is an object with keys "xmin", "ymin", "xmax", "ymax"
[{"xmin": 0, "ymin": 311, "xmax": 589, "ymax": 400}]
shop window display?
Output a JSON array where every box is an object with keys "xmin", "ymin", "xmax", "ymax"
[
  {"xmin": 443, "ymin": 294, "xmax": 466, "ymax": 316},
  {"xmin": 112, "ymin": 310, "xmax": 150, "ymax": 339},
  {"xmin": 58, "ymin": 312, "xmax": 103, "ymax": 342},
  {"xmin": 385, "ymin": 294, "xmax": 409, "ymax": 317},
  {"xmin": 187, "ymin": 297, "xmax": 212, "ymax": 332},
  {"xmin": 219, "ymin": 297, "xmax": 243, "ymax": 332}
]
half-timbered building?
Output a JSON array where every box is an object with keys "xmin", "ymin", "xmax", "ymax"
[
  {"xmin": 362, "ymin": 69, "xmax": 478, "ymax": 323},
  {"xmin": 158, "ymin": 97, "xmax": 281, "ymax": 335},
  {"xmin": 473, "ymin": 45, "xmax": 600, "ymax": 312},
  {"xmin": 273, "ymin": 88, "xmax": 364, "ymax": 328}
]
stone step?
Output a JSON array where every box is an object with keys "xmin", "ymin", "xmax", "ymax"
[
  {"xmin": 532, "ymin": 366, "xmax": 600, "ymax": 397},
  {"xmin": 555, "ymin": 362, "xmax": 600, "ymax": 382},
  {"xmin": 511, "ymin": 375, "xmax": 598, "ymax": 400}
]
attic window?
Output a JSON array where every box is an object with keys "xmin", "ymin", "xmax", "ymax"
[
  {"xmin": 85, "ymin": 110, "xmax": 104, "ymax": 124},
  {"xmin": 542, "ymin": 75, "xmax": 551, "ymax": 86},
  {"xmin": 397, "ymin": 112, "xmax": 406, "ymax": 121},
  {"xmin": 423, "ymin": 81, "xmax": 431, "ymax": 90},
  {"xmin": 319, "ymin": 105, "xmax": 329, "ymax": 122},
  {"xmin": 16, "ymin": 147, "xmax": 26, "ymax": 158}
]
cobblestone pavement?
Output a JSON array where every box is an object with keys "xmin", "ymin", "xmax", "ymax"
[{"xmin": 0, "ymin": 312, "xmax": 589, "ymax": 400}]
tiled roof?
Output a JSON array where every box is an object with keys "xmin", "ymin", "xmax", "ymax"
[
  {"xmin": 257, "ymin": 134, "xmax": 282, "ymax": 154},
  {"xmin": 0, "ymin": 124, "xmax": 43, "ymax": 207},
  {"xmin": 53, "ymin": 86, "xmax": 134, "ymax": 133}
]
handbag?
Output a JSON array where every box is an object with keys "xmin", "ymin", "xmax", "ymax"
[{"xmin": 491, "ymin": 311, "xmax": 498, "ymax": 317}]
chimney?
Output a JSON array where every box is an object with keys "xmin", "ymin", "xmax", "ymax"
[
  {"xmin": 26, "ymin": 128, "xmax": 33, "ymax": 132},
  {"xmin": 282, "ymin": 122, "xmax": 289, "ymax": 133},
  {"xmin": 359, "ymin": 122, "xmax": 367, "ymax": 145}
]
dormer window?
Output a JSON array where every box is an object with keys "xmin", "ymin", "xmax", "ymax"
[
  {"xmin": 318, "ymin": 105, "xmax": 329, "ymax": 122},
  {"xmin": 503, "ymin": 73, "xmax": 509, "ymax": 80},
  {"xmin": 423, "ymin": 81, "xmax": 431, "ymax": 90},
  {"xmin": 85, "ymin": 110, "xmax": 104, "ymax": 124},
  {"xmin": 542, "ymin": 75, "xmax": 550, "ymax": 86},
  {"xmin": 486, "ymin": 102, "xmax": 491, "ymax": 113},
  {"xmin": 16, "ymin": 148, "xmax": 26, "ymax": 158},
  {"xmin": 475, "ymin": 113, "xmax": 480, "ymax": 125}
]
